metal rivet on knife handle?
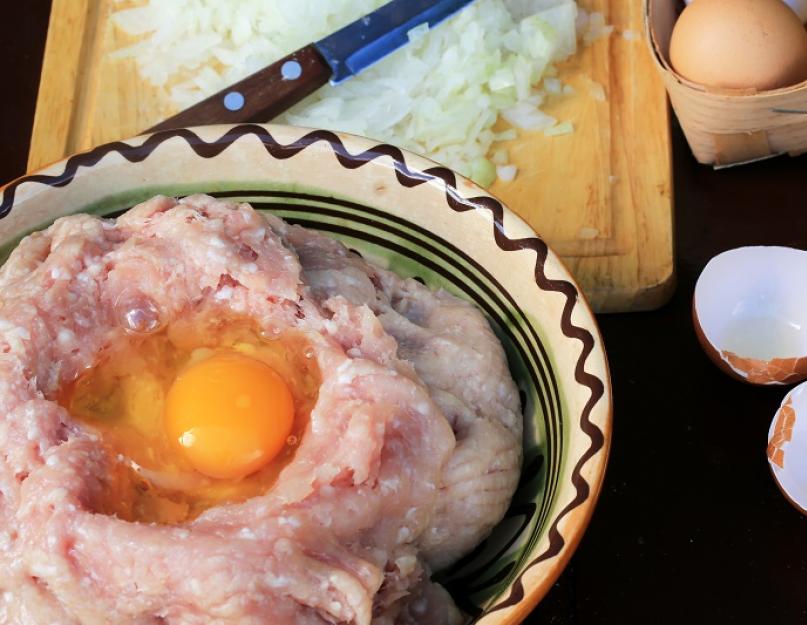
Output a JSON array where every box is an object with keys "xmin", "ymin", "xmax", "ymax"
[
  {"xmin": 281, "ymin": 61, "xmax": 303, "ymax": 81},
  {"xmin": 223, "ymin": 92, "xmax": 245, "ymax": 112},
  {"xmin": 145, "ymin": 0, "xmax": 477, "ymax": 133},
  {"xmin": 145, "ymin": 45, "xmax": 332, "ymax": 133}
]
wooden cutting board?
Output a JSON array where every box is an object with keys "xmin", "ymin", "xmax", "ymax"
[{"xmin": 28, "ymin": 0, "xmax": 674, "ymax": 313}]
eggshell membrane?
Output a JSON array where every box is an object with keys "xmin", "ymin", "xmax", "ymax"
[
  {"xmin": 693, "ymin": 247, "xmax": 807, "ymax": 385},
  {"xmin": 768, "ymin": 381, "xmax": 807, "ymax": 514}
]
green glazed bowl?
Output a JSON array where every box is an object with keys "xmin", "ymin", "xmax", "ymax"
[{"xmin": 0, "ymin": 124, "xmax": 612, "ymax": 624}]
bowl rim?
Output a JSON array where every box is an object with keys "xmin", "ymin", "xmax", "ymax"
[{"xmin": 0, "ymin": 123, "xmax": 613, "ymax": 622}]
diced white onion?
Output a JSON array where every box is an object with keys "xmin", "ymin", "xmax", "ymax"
[
  {"xmin": 582, "ymin": 11, "xmax": 614, "ymax": 46},
  {"xmin": 588, "ymin": 79, "xmax": 607, "ymax": 102},
  {"xmin": 496, "ymin": 164, "xmax": 518, "ymax": 182},
  {"xmin": 112, "ymin": 0, "xmax": 600, "ymax": 186},
  {"xmin": 502, "ymin": 103, "xmax": 556, "ymax": 131},
  {"xmin": 494, "ymin": 129, "xmax": 518, "ymax": 142},
  {"xmin": 492, "ymin": 149, "xmax": 510, "ymax": 165},
  {"xmin": 544, "ymin": 121, "xmax": 574, "ymax": 136},
  {"xmin": 543, "ymin": 77, "xmax": 562, "ymax": 94}
]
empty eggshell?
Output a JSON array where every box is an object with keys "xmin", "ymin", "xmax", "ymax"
[
  {"xmin": 693, "ymin": 246, "xmax": 807, "ymax": 385},
  {"xmin": 767, "ymin": 381, "xmax": 807, "ymax": 514}
]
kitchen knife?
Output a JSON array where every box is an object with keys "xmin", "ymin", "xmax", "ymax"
[{"xmin": 147, "ymin": 0, "xmax": 477, "ymax": 133}]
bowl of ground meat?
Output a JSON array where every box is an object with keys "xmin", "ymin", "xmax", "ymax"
[{"xmin": 0, "ymin": 124, "xmax": 611, "ymax": 625}]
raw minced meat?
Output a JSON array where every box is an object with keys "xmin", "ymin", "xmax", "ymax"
[{"xmin": 0, "ymin": 195, "xmax": 521, "ymax": 625}]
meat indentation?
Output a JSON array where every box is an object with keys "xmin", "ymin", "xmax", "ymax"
[
  {"xmin": 238, "ymin": 244, "xmax": 259, "ymax": 262},
  {"xmin": 217, "ymin": 274, "xmax": 243, "ymax": 290}
]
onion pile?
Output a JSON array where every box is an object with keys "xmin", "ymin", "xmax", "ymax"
[{"xmin": 112, "ymin": 0, "xmax": 608, "ymax": 185}]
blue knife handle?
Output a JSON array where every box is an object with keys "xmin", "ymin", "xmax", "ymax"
[{"xmin": 147, "ymin": 45, "xmax": 332, "ymax": 132}]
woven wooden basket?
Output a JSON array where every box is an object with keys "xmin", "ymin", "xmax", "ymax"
[{"xmin": 645, "ymin": 0, "xmax": 807, "ymax": 166}]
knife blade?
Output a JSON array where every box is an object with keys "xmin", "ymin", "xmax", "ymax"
[{"xmin": 147, "ymin": 0, "xmax": 476, "ymax": 133}]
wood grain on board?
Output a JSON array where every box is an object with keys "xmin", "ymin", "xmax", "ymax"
[{"xmin": 28, "ymin": 0, "xmax": 674, "ymax": 313}]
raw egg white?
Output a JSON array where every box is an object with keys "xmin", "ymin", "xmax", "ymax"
[
  {"xmin": 671, "ymin": 0, "xmax": 807, "ymax": 91},
  {"xmin": 59, "ymin": 318, "xmax": 319, "ymax": 524}
]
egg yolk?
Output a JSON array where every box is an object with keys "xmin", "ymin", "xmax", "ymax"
[
  {"xmin": 164, "ymin": 352, "xmax": 294, "ymax": 480},
  {"xmin": 58, "ymin": 320, "xmax": 319, "ymax": 525}
]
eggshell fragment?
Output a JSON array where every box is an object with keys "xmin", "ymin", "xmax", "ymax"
[
  {"xmin": 693, "ymin": 247, "xmax": 807, "ymax": 385},
  {"xmin": 768, "ymin": 381, "xmax": 807, "ymax": 514}
]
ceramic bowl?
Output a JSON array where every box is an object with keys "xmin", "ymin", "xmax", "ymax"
[{"xmin": 0, "ymin": 124, "xmax": 612, "ymax": 623}]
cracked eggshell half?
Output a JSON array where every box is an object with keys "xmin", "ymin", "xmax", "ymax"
[
  {"xmin": 693, "ymin": 246, "xmax": 807, "ymax": 385},
  {"xmin": 768, "ymin": 381, "xmax": 807, "ymax": 514}
]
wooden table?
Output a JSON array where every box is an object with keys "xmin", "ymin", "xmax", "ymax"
[{"xmin": 2, "ymin": 3, "xmax": 806, "ymax": 623}]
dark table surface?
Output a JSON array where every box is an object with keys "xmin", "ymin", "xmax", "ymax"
[{"xmin": 2, "ymin": 3, "xmax": 805, "ymax": 624}]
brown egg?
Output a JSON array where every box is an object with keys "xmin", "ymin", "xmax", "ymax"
[{"xmin": 670, "ymin": 0, "xmax": 807, "ymax": 91}]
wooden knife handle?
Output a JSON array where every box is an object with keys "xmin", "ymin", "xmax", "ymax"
[{"xmin": 147, "ymin": 44, "xmax": 332, "ymax": 133}]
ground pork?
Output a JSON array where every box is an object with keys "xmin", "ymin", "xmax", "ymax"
[{"xmin": 0, "ymin": 195, "xmax": 521, "ymax": 624}]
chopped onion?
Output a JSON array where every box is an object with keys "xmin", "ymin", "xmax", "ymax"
[
  {"xmin": 492, "ymin": 149, "xmax": 510, "ymax": 165},
  {"xmin": 543, "ymin": 77, "xmax": 563, "ymax": 94},
  {"xmin": 502, "ymin": 103, "xmax": 556, "ymax": 131},
  {"xmin": 112, "ymin": 0, "xmax": 589, "ymax": 186},
  {"xmin": 496, "ymin": 164, "xmax": 518, "ymax": 182},
  {"xmin": 494, "ymin": 129, "xmax": 519, "ymax": 142},
  {"xmin": 582, "ymin": 11, "xmax": 614, "ymax": 46},
  {"xmin": 470, "ymin": 157, "xmax": 497, "ymax": 188},
  {"xmin": 588, "ymin": 79, "xmax": 607, "ymax": 102},
  {"xmin": 545, "ymin": 121, "xmax": 574, "ymax": 136}
]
